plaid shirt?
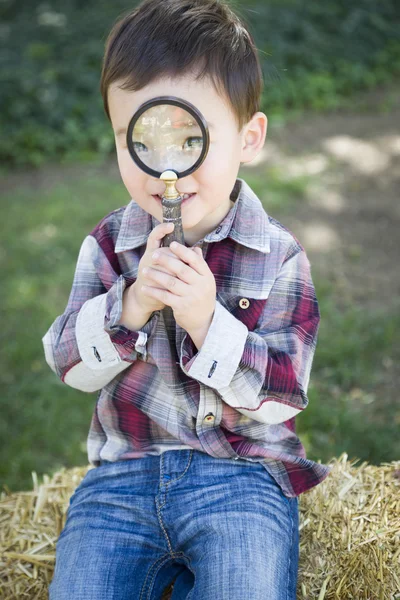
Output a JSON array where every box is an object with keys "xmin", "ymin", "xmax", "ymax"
[{"xmin": 42, "ymin": 177, "xmax": 331, "ymax": 498}]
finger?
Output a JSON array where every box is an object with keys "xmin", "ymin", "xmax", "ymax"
[
  {"xmin": 147, "ymin": 222, "xmax": 174, "ymax": 251},
  {"xmin": 141, "ymin": 284, "xmax": 177, "ymax": 308},
  {"xmin": 142, "ymin": 267, "xmax": 189, "ymax": 296},
  {"xmin": 169, "ymin": 242, "xmax": 206, "ymax": 275},
  {"xmin": 151, "ymin": 251, "xmax": 197, "ymax": 285}
]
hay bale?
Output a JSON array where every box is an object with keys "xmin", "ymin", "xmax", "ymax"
[{"xmin": 1, "ymin": 453, "xmax": 399, "ymax": 599}]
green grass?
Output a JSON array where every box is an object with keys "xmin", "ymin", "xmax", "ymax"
[
  {"xmin": 1, "ymin": 165, "xmax": 398, "ymax": 492},
  {"xmin": 1, "ymin": 174, "xmax": 128, "ymax": 492}
]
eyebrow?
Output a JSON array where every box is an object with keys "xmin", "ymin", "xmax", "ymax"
[{"xmin": 115, "ymin": 122, "xmax": 213, "ymax": 137}]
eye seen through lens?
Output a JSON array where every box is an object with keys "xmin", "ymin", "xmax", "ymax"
[{"xmin": 130, "ymin": 104, "xmax": 204, "ymax": 172}]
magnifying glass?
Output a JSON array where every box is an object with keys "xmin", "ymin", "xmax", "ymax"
[{"xmin": 126, "ymin": 96, "xmax": 210, "ymax": 247}]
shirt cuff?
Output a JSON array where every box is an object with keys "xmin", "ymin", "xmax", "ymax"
[
  {"xmin": 76, "ymin": 275, "xmax": 158, "ymax": 368},
  {"xmin": 179, "ymin": 300, "xmax": 248, "ymax": 388}
]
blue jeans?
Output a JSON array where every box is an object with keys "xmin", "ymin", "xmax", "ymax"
[{"xmin": 49, "ymin": 449, "xmax": 299, "ymax": 599}]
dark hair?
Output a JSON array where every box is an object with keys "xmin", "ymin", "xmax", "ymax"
[{"xmin": 100, "ymin": 0, "xmax": 263, "ymax": 131}]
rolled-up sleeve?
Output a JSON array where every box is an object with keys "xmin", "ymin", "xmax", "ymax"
[
  {"xmin": 179, "ymin": 248, "xmax": 320, "ymax": 425},
  {"xmin": 42, "ymin": 234, "xmax": 158, "ymax": 393}
]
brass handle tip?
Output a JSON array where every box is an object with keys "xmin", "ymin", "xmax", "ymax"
[{"xmin": 160, "ymin": 170, "xmax": 178, "ymax": 182}]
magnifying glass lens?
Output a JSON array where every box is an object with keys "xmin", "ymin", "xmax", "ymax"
[{"xmin": 131, "ymin": 104, "xmax": 204, "ymax": 172}]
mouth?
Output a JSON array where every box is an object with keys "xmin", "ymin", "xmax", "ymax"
[{"xmin": 152, "ymin": 193, "xmax": 196, "ymax": 207}]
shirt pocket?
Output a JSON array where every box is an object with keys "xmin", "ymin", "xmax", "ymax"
[{"xmin": 216, "ymin": 291, "xmax": 270, "ymax": 331}]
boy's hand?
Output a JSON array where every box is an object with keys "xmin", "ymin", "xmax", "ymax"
[
  {"xmin": 141, "ymin": 241, "xmax": 216, "ymax": 341},
  {"xmin": 130, "ymin": 222, "xmax": 181, "ymax": 313}
]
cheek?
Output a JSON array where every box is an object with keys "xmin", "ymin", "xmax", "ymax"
[
  {"xmin": 197, "ymin": 141, "xmax": 241, "ymax": 196},
  {"xmin": 116, "ymin": 147, "xmax": 130, "ymax": 174},
  {"xmin": 116, "ymin": 149, "xmax": 140, "ymax": 193},
  {"xmin": 205, "ymin": 142, "xmax": 238, "ymax": 174}
]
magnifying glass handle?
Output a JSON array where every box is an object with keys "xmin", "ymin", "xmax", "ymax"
[{"xmin": 161, "ymin": 196, "xmax": 185, "ymax": 247}]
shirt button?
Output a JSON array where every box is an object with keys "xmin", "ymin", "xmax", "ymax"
[
  {"xmin": 239, "ymin": 298, "xmax": 250, "ymax": 309},
  {"xmin": 204, "ymin": 412, "xmax": 215, "ymax": 423}
]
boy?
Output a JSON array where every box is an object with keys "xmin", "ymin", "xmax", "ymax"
[{"xmin": 42, "ymin": 0, "xmax": 331, "ymax": 598}]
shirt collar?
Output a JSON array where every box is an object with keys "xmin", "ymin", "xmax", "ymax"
[{"xmin": 114, "ymin": 177, "xmax": 270, "ymax": 254}]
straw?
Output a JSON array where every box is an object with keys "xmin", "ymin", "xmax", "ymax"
[{"xmin": 1, "ymin": 453, "xmax": 399, "ymax": 599}]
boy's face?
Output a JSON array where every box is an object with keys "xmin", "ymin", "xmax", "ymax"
[{"xmin": 108, "ymin": 73, "xmax": 267, "ymax": 246}]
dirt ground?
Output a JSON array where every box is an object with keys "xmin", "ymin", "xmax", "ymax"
[{"xmin": 246, "ymin": 87, "xmax": 400, "ymax": 316}]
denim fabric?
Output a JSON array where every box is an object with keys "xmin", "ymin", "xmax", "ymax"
[{"xmin": 49, "ymin": 449, "xmax": 299, "ymax": 599}]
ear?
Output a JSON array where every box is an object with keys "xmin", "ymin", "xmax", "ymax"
[{"xmin": 240, "ymin": 112, "xmax": 268, "ymax": 165}]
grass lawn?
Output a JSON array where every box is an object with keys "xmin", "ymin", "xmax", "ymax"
[{"xmin": 1, "ymin": 163, "xmax": 399, "ymax": 492}]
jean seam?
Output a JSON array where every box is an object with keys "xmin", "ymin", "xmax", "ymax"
[
  {"xmin": 156, "ymin": 492, "xmax": 175, "ymax": 554},
  {"xmin": 156, "ymin": 451, "xmax": 195, "ymax": 557},
  {"xmin": 286, "ymin": 499, "xmax": 297, "ymax": 600},
  {"xmin": 160, "ymin": 449, "xmax": 194, "ymax": 486},
  {"xmin": 158, "ymin": 450, "xmax": 193, "ymax": 510}
]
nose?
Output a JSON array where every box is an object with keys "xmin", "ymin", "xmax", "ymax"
[{"xmin": 174, "ymin": 174, "xmax": 196, "ymax": 196}]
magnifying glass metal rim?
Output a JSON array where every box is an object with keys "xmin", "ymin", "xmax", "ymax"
[{"xmin": 126, "ymin": 95, "xmax": 210, "ymax": 179}]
